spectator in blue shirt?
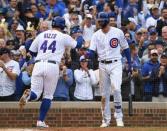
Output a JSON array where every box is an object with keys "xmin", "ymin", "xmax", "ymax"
[
  {"xmin": 53, "ymin": 57, "xmax": 73, "ymax": 101},
  {"xmin": 15, "ymin": 59, "xmax": 34, "ymax": 100},
  {"xmin": 126, "ymin": 17, "xmax": 140, "ymax": 42},
  {"xmin": 150, "ymin": 52, "xmax": 167, "ymax": 102},
  {"xmin": 6, "ymin": 0, "xmax": 18, "ymax": 22},
  {"xmin": 45, "ymin": 0, "xmax": 66, "ymax": 17},
  {"xmin": 138, "ymin": 28, "xmax": 158, "ymax": 58},
  {"xmin": 115, "ymin": 0, "xmax": 126, "ymax": 8},
  {"xmin": 123, "ymin": 0, "xmax": 138, "ymax": 19},
  {"xmin": 122, "ymin": 40, "xmax": 143, "ymax": 101},
  {"xmin": 96, "ymin": 0, "xmax": 105, "ymax": 13},
  {"xmin": 142, "ymin": 49, "xmax": 160, "ymax": 101},
  {"xmin": 35, "ymin": 2, "xmax": 49, "ymax": 19}
]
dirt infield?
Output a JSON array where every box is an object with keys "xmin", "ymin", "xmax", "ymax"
[{"xmin": 1, "ymin": 127, "xmax": 167, "ymax": 131}]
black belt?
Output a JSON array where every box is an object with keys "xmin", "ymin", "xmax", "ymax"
[
  {"xmin": 100, "ymin": 59, "xmax": 118, "ymax": 64},
  {"xmin": 35, "ymin": 60, "xmax": 57, "ymax": 64}
]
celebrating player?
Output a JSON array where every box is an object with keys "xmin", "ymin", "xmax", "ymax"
[
  {"xmin": 19, "ymin": 16, "xmax": 84, "ymax": 128},
  {"xmin": 88, "ymin": 12, "xmax": 131, "ymax": 127}
]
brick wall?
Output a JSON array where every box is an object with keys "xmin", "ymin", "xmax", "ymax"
[{"xmin": 0, "ymin": 102, "xmax": 167, "ymax": 127}]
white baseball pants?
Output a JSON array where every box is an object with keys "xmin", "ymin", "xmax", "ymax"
[
  {"xmin": 99, "ymin": 60, "xmax": 123, "ymax": 124},
  {"xmin": 31, "ymin": 61, "xmax": 59, "ymax": 100}
]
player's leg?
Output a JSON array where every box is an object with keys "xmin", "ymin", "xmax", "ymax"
[
  {"xmin": 19, "ymin": 63, "xmax": 44, "ymax": 109},
  {"xmin": 99, "ymin": 66, "xmax": 111, "ymax": 127},
  {"xmin": 110, "ymin": 61, "xmax": 124, "ymax": 127},
  {"xmin": 29, "ymin": 62, "xmax": 45, "ymax": 100},
  {"xmin": 37, "ymin": 63, "xmax": 59, "ymax": 128}
]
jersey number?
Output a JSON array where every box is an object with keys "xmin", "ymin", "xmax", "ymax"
[{"xmin": 40, "ymin": 40, "xmax": 56, "ymax": 53}]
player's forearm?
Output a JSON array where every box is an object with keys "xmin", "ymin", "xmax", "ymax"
[
  {"xmin": 29, "ymin": 50, "xmax": 37, "ymax": 57},
  {"xmin": 123, "ymin": 48, "xmax": 131, "ymax": 66}
]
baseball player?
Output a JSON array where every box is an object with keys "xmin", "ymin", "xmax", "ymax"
[
  {"xmin": 88, "ymin": 12, "xmax": 131, "ymax": 127},
  {"xmin": 19, "ymin": 16, "xmax": 84, "ymax": 128}
]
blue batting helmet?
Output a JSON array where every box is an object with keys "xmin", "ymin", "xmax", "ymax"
[
  {"xmin": 97, "ymin": 12, "xmax": 110, "ymax": 28},
  {"xmin": 52, "ymin": 16, "xmax": 66, "ymax": 30}
]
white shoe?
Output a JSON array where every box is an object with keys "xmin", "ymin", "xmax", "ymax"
[
  {"xmin": 37, "ymin": 120, "xmax": 49, "ymax": 128},
  {"xmin": 116, "ymin": 118, "xmax": 124, "ymax": 127},
  {"xmin": 100, "ymin": 122, "xmax": 110, "ymax": 128},
  {"xmin": 19, "ymin": 89, "xmax": 30, "ymax": 109}
]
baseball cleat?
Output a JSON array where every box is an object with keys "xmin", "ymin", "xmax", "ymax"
[
  {"xmin": 19, "ymin": 89, "xmax": 30, "ymax": 109},
  {"xmin": 37, "ymin": 120, "xmax": 49, "ymax": 128},
  {"xmin": 100, "ymin": 122, "xmax": 110, "ymax": 128},
  {"xmin": 116, "ymin": 118, "xmax": 124, "ymax": 127}
]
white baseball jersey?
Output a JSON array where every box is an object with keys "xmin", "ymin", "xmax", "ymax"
[
  {"xmin": 89, "ymin": 27, "xmax": 129, "ymax": 124},
  {"xmin": 89, "ymin": 27, "xmax": 129, "ymax": 61},
  {"xmin": 29, "ymin": 29, "xmax": 77, "ymax": 100},
  {"xmin": 29, "ymin": 30, "xmax": 77, "ymax": 63}
]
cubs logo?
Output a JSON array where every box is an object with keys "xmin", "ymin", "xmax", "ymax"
[{"xmin": 110, "ymin": 38, "xmax": 118, "ymax": 48}]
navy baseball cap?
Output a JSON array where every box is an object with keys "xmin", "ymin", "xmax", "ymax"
[
  {"xmin": 149, "ymin": 29, "xmax": 157, "ymax": 35},
  {"xmin": 108, "ymin": 12, "xmax": 116, "ymax": 18},
  {"xmin": 70, "ymin": 25, "xmax": 82, "ymax": 35},
  {"xmin": 25, "ymin": 7, "xmax": 32, "ymax": 13},
  {"xmin": 155, "ymin": 39, "xmax": 165, "ymax": 46},
  {"xmin": 161, "ymin": 52, "xmax": 167, "ymax": 58}
]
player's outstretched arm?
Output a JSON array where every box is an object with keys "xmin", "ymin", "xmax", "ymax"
[
  {"xmin": 29, "ymin": 51, "xmax": 37, "ymax": 57},
  {"xmin": 123, "ymin": 48, "xmax": 131, "ymax": 73}
]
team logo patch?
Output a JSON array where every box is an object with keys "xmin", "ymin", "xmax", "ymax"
[{"xmin": 110, "ymin": 38, "xmax": 118, "ymax": 48}]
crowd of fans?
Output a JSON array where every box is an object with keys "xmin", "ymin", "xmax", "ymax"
[{"xmin": 0, "ymin": 0, "xmax": 167, "ymax": 102}]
